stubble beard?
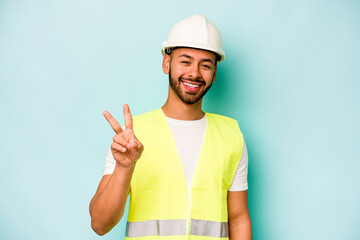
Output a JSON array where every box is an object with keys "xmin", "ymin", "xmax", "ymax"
[{"xmin": 168, "ymin": 69, "xmax": 213, "ymax": 105}]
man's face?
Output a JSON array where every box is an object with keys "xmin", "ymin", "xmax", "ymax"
[{"xmin": 163, "ymin": 48, "xmax": 217, "ymax": 105}]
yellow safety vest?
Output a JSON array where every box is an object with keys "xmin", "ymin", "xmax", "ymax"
[{"xmin": 125, "ymin": 108, "xmax": 243, "ymax": 240}]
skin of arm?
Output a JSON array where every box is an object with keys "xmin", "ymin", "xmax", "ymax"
[
  {"xmin": 89, "ymin": 104, "xmax": 143, "ymax": 235},
  {"xmin": 227, "ymin": 190, "xmax": 252, "ymax": 240},
  {"xmin": 89, "ymin": 163, "xmax": 134, "ymax": 235}
]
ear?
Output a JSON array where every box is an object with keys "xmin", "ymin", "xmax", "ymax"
[
  {"xmin": 212, "ymin": 65, "xmax": 217, "ymax": 83},
  {"xmin": 162, "ymin": 54, "xmax": 170, "ymax": 74}
]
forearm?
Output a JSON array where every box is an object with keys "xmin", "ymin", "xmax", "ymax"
[
  {"xmin": 229, "ymin": 217, "xmax": 252, "ymax": 240},
  {"xmin": 90, "ymin": 163, "xmax": 134, "ymax": 235}
]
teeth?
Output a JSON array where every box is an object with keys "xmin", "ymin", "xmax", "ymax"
[{"xmin": 183, "ymin": 82, "xmax": 200, "ymax": 88}]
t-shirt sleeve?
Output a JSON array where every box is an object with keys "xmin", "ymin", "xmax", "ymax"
[
  {"xmin": 228, "ymin": 135, "xmax": 249, "ymax": 191},
  {"xmin": 103, "ymin": 147, "xmax": 116, "ymax": 175}
]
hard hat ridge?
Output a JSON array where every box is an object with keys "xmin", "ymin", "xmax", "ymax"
[{"xmin": 162, "ymin": 14, "xmax": 225, "ymax": 63}]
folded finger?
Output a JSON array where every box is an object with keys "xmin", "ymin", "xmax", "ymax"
[
  {"xmin": 113, "ymin": 134, "xmax": 128, "ymax": 147},
  {"xmin": 134, "ymin": 139, "xmax": 144, "ymax": 152},
  {"xmin": 111, "ymin": 141, "xmax": 127, "ymax": 153}
]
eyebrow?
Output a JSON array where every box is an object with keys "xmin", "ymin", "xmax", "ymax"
[{"xmin": 178, "ymin": 54, "xmax": 214, "ymax": 65}]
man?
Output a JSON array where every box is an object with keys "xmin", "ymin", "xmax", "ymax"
[{"xmin": 89, "ymin": 14, "xmax": 252, "ymax": 239}]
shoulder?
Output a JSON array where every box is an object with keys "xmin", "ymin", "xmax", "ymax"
[
  {"xmin": 133, "ymin": 108, "xmax": 159, "ymax": 121},
  {"xmin": 133, "ymin": 108, "xmax": 161, "ymax": 131},
  {"xmin": 206, "ymin": 112, "xmax": 243, "ymax": 137},
  {"xmin": 206, "ymin": 112, "xmax": 239, "ymax": 125},
  {"xmin": 206, "ymin": 112, "xmax": 241, "ymax": 131}
]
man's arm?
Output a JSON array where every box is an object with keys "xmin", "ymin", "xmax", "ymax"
[
  {"xmin": 228, "ymin": 190, "xmax": 252, "ymax": 240},
  {"xmin": 89, "ymin": 164, "xmax": 134, "ymax": 235},
  {"xmin": 89, "ymin": 105, "xmax": 143, "ymax": 235}
]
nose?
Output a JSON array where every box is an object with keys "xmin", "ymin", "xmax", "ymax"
[{"xmin": 188, "ymin": 63, "xmax": 201, "ymax": 79}]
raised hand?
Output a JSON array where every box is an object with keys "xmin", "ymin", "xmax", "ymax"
[{"xmin": 103, "ymin": 104, "xmax": 144, "ymax": 169}]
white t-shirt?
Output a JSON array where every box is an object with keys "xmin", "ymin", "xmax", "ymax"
[{"xmin": 104, "ymin": 115, "xmax": 248, "ymax": 192}]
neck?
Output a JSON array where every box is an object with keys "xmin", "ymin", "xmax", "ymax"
[{"xmin": 161, "ymin": 87, "xmax": 205, "ymax": 120}]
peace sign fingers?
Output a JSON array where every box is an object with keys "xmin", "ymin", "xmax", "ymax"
[
  {"xmin": 103, "ymin": 104, "xmax": 144, "ymax": 168},
  {"xmin": 123, "ymin": 104, "xmax": 133, "ymax": 130},
  {"xmin": 103, "ymin": 110, "xmax": 123, "ymax": 134}
]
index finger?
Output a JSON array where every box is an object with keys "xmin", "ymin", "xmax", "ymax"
[
  {"xmin": 103, "ymin": 111, "xmax": 123, "ymax": 134},
  {"xmin": 123, "ymin": 104, "xmax": 133, "ymax": 130}
]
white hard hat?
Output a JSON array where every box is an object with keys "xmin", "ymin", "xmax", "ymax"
[{"xmin": 161, "ymin": 14, "xmax": 225, "ymax": 63}]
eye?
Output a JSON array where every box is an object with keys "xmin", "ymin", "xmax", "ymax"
[
  {"xmin": 202, "ymin": 64, "xmax": 211, "ymax": 69},
  {"xmin": 181, "ymin": 61, "xmax": 190, "ymax": 64}
]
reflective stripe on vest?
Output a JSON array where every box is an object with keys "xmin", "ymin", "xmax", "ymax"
[
  {"xmin": 126, "ymin": 219, "xmax": 228, "ymax": 238},
  {"xmin": 191, "ymin": 219, "xmax": 229, "ymax": 238},
  {"xmin": 126, "ymin": 219, "xmax": 186, "ymax": 237}
]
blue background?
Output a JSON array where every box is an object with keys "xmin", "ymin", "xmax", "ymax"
[{"xmin": 1, "ymin": 0, "xmax": 359, "ymax": 239}]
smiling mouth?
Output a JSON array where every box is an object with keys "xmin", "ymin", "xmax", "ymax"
[{"xmin": 180, "ymin": 80, "xmax": 204, "ymax": 92}]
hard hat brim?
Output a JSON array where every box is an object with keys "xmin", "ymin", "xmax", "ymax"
[{"xmin": 161, "ymin": 41, "xmax": 225, "ymax": 63}]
